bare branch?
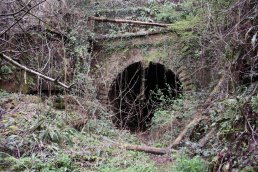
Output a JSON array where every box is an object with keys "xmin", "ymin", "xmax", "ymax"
[
  {"xmin": 0, "ymin": 0, "xmax": 47, "ymax": 36},
  {"xmin": 0, "ymin": 0, "xmax": 33, "ymax": 17},
  {"xmin": 0, "ymin": 53, "xmax": 74, "ymax": 89}
]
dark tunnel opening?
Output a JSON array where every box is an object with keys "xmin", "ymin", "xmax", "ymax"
[{"xmin": 108, "ymin": 62, "xmax": 182, "ymax": 132}]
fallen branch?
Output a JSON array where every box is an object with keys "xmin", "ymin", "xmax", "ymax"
[
  {"xmin": 0, "ymin": 0, "xmax": 33, "ymax": 17},
  {"xmin": 169, "ymin": 72, "xmax": 228, "ymax": 149},
  {"xmin": 92, "ymin": 29, "xmax": 174, "ymax": 41},
  {"xmin": 198, "ymin": 128, "xmax": 216, "ymax": 147},
  {"xmin": 0, "ymin": 53, "xmax": 74, "ymax": 89},
  {"xmin": 100, "ymin": 136, "xmax": 173, "ymax": 155},
  {"xmin": 124, "ymin": 144, "xmax": 169, "ymax": 155},
  {"xmin": 89, "ymin": 16, "xmax": 170, "ymax": 27},
  {"xmin": 202, "ymin": 72, "xmax": 228, "ymax": 109},
  {"xmin": 169, "ymin": 115, "xmax": 206, "ymax": 149}
]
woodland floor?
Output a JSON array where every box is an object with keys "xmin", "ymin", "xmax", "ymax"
[
  {"xmin": 0, "ymin": 0, "xmax": 257, "ymax": 171},
  {"xmin": 1, "ymin": 86, "xmax": 257, "ymax": 171},
  {"xmin": 0, "ymin": 91, "xmax": 209, "ymax": 171}
]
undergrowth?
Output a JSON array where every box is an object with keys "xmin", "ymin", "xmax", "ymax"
[
  {"xmin": 171, "ymin": 154, "xmax": 208, "ymax": 172},
  {"xmin": 0, "ymin": 94, "xmax": 155, "ymax": 171},
  {"xmin": 0, "ymin": 92, "xmax": 210, "ymax": 172},
  {"xmin": 1, "ymin": 0, "xmax": 257, "ymax": 171},
  {"xmin": 149, "ymin": 90, "xmax": 199, "ymax": 147}
]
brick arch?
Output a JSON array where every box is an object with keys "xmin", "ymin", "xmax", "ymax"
[
  {"xmin": 91, "ymin": 36, "xmax": 195, "ymax": 105},
  {"xmin": 96, "ymin": 58, "xmax": 194, "ymax": 105}
]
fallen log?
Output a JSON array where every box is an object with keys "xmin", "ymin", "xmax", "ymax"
[
  {"xmin": 202, "ymin": 72, "xmax": 228, "ymax": 108},
  {"xmin": 198, "ymin": 128, "xmax": 215, "ymax": 147},
  {"xmin": 123, "ymin": 144, "xmax": 169, "ymax": 155},
  {"xmin": 100, "ymin": 136, "xmax": 174, "ymax": 155},
  {"xmin": 88, "ymin": 16, "xmax": 170, "ymax": 27},
  {"xmin": 168, "ymin": 115, "xmax": 207, "ymax": 148},
  {"xmin": 0, "ymin": 53, "xmax": 74, "ymax": 89},
  {"xmin": 92, "ymin": 29, "xmax": 174, "ymax": 40}
]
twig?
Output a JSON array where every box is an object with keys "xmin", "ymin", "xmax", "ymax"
[
  {"xmin": 27, "ymin": 12, "xmax": 66, "ymax": 39},
  {"xmin": 0, "ymin": 0, "xmax": 47, "ymax": 36},
  {"xmin": 0, "ymin": 53, "xmax": 74, "ymax": 89},
  {"xmin": 0, "ymin": 0, "xmax": 33, "ymax": 17},
  {"xmin": 242, "ymin": 85, "xmax": 258, "ymax": 145}
]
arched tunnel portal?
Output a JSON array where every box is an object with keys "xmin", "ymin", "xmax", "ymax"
[{"xmin": 108, "ymin": 61, "xmax": 182, "ymax": 132}]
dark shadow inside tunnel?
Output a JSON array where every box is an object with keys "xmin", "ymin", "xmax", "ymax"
[{"xmin": 108, "ymin": 61, "xmax": 182, "ymax": 132}]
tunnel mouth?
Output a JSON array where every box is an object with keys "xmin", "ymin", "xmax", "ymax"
[{"xmin": 108, "ymin": 61, "xmax": 182, "ymax": 132}]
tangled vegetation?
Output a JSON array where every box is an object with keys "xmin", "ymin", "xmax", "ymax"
[{"xmin": 0, "ymin": 0, "xmax": 257, "ymax": 171}]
